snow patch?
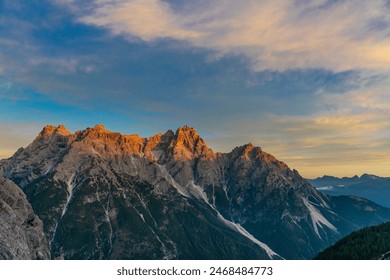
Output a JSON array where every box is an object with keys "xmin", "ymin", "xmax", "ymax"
[
  {"xmin": 135, "ymin": 192, "xmax": 158, "ymax": 227},
  {"xmin": 133, "ymin": 206, "xmax": 173, "ymax": 259},
  {"xmin": 157, "ymin": 165, "xmax": 190, "ymax": 198},
  {"xmin": 44, "ymin": 164, "xmax": 53, "ymax": 175},
  {"xmin": 49, "ymin": 220, "xmax": 59, "ymax": 248},
  {"xmin": 138, "ymin": 212, "xmax": 145, "ymax": 223},
  {"xmin": 104, "ymin": 192, "xmax": 114, "ymax": 256},
  {"xmin": 187, "ymin": 181, "xmax": 209, "ymax": 202},
  {"xmin": 188, "ymin": 181, "xmax": 282, "ymax": 259},
  {"xmin": 218, "ymin": 212, "xmax": 281, "ymax": 259},
  {"xmin": 61, "ymin": 174, "xmax": 75, "ymax": 218},
  {"xmin": 302, "ymin": 198, "xmax": 337, "ymax": 238},
  {"xmin": 222, "ymin": 184, "xmax": 230, "ymax": 201},
  {"xmin": 50, "ymin": 174, "xmax": 76, "ymax": 248},
  {"xmin": 133, "ymin": 192, "xmax": 177, "ymax": 257},
  {"xmin": 316, "ymin": 186, "xmax": 334, "ymax": 191},
  {"xmin": 152, "ymin": 150, "xmax": 165, "ymax": 161},
  {"xmin": 280, "ymin": 175, "xmax": 289, "ymax": 183}
]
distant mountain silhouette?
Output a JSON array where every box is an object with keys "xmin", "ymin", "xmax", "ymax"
[{"xmin": 308, "ymin": 175, "xmax": 390, "ymax": 208}]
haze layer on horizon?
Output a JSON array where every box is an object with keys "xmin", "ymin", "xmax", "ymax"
[{"xmin": 1, "ymin": 0, "xmax": 390, "ymax": 178}]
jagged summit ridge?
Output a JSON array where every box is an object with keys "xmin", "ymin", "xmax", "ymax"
[
  {"xmin": 2, "ymin": 124, "xmax": 389, "ymax": 260},
  {"xmin": 2, "ymin": 123, "xmax": 298, "ymax": 195},
  {"xmin": 38, "ymin": 124, "xmax": 71, "ymax": 139},
  {"xmin": 38, "ymin": 125, "xmax": 56, "ymax": 138},
  {"xmin": 32, "ymin": 124, "xmax": 218, "ymax": 161},
  {"xmin": 32, "ymin": 124, "xmax": 271, "ymax": 161},
  {"xmin": 90, "ymin": 124, "xmax": 107, "ymax": 132},
  {"xmin": 1, "ymin": 124, "xmax": 288, "ymax": 259}
]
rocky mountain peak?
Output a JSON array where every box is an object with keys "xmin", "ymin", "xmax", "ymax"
[
  {"xmin": 38, "ymin": 125, "xmax": 57, "ymax": 138},
  {"xmin": 164, "ymin": 129, "xmax": 175, "ymax": 137},
  {"xmin": 175, "ymin": 124, "xmax": 197, "ymax": 134},
  {"xmin": 170, "ymin": 125, "xmax": 215, "ymax": 161},
  {"xmin": 146, "ymin": 130, "xmax": 175, "ymax": 148},
  {"xmin": 54, "ymin": 125, "xmax": 71, "ymax": 136},
  {"xmin": 91, "ymin": 124, "xmax": 107, "ymax": 132},
  {"xmin": 80, "ymin": 124, "xmax": 110, "ymax": 136},
  {"xmin": 228, "ymin": 143, "xmax": 290, "ymax": 174},
  {"xmin": 76, "ymin": 124, "xmax": 124, "ymax": 144},
  {"xmin": 360, "ymin": 173, "xmax": 379, "ymax": 180},
  {"xmin": 232, "ymin": 143, "xmax": 261, "ymax": 158},
  {"xmin": 242, "ymin": 142, "xmax": 256, "ymax": 154},
  {"xmin": 174, "ymin": 125, "xmax": 201, "ymax": 146},
  {"xmin": 37, "ymin": 124, "xmax": 71, "ymax": 139}
]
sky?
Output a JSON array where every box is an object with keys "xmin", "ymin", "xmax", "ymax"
[{"xmin": 1, "ymin": 0, "xmax": 390, "ymax": 178}]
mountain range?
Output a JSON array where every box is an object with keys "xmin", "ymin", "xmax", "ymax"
[
  {"xmin": 1, "ymin": 124, "xmax": 390, "ymax": 260},
  {"xmin": 308, "ymin": 175, "xmax": 390, "ymax": 208}
]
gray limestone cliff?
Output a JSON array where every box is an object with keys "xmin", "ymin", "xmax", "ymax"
[{"xmin": 0, "ymin": 176, "xmax": 50, "ymax": 259}]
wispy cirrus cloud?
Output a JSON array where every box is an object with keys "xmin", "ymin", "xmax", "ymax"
[
  {"xmin": 206, "ymin": 109, "xmax": 390, "ymax": 178},
  {"xmin": 318, "ymin": 72, "xmax": 390, "ymax": 113},
  {"xmin": 203, "ymin": 69, "xmax": 390, "ymax": 177},
  {"xmin": 82, "ymin": 0, "xmax": 202, "ymax": 41},
  {"xmin": 79, "ymin": 0, "xmax": 390, "ymax": 71}
]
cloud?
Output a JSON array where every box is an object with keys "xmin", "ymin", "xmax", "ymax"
[
  {"xmin": 79, "ymin": 0, "xmax": 390, "ymax": 71},
  {"xmin": 203, "ymin": 70, "xmax": 390, "ymax": 178},
  {"xmin": 1, "ymin": 0, "xmax": 389, "ymax": 177},
  {"xmin": 318, "ymin": 72, "xmax": 390, "ymax": 114},
  {"xmin": 205, "ymin": 110, "xmax": 390, "ymax": 178},
  {"xmin": 81, "ymin": 0, "xmax": 202, "ymax": 41}
]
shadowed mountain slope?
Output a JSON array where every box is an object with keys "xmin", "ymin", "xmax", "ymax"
[{"xmin": 1, "ymin": 124, "xmax": 389, "ymax": 259}]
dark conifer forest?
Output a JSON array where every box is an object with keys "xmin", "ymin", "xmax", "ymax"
[{"xmin": 316, "ymin": 222, "xmax": 390, "ymax": 260}]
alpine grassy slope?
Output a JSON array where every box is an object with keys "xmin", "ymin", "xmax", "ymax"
[{"xmin": 1, "ymin": 124, "xmax": 390, "ymax": 260}]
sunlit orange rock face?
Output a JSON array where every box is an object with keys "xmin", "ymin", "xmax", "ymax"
[
  {"xmin": 2, "ymin": 124, "xmax": 390, "ymax": 260},
  {"xmin": 35, "ymin": 124, "xmax": 216, "ymax": 162},
  {"xmin": 170, "ymin": 125, "xmax": 216, "ymax": 161},
  {"xmin": 38, "ymin": 125, "xmax": 71, "ymax": 139}
]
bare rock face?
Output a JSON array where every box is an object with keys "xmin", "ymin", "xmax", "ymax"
[
  {"xmin": 1, "ymin": 124, "xmax": 390, "ymax": 260},
  {"xmin": 0, "ymin": 177, "xmax": 50, "ymax": 260}
]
